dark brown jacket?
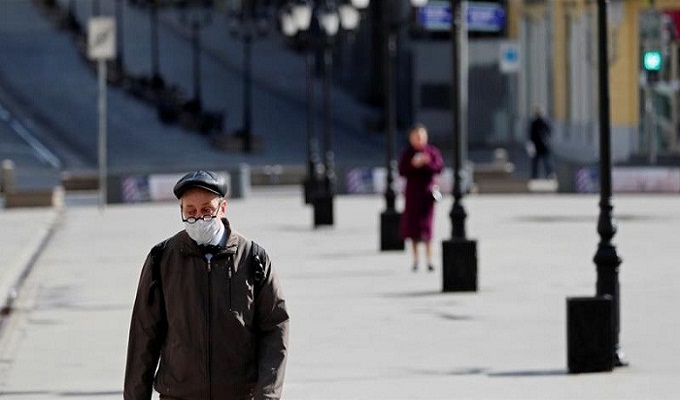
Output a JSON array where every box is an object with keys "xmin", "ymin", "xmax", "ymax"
[{"xmin": 124, "ymin": 219, "xmax": 289, "ymax": 400}]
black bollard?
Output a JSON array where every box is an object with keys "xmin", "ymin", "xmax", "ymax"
[{"xmin": 567, "ymin": 296, "xmax": 615, "ymax": 373}]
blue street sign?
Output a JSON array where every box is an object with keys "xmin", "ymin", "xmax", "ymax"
[
  {"xmin": 417, "ymin": 1, "xmax": 506, "ymax": 34},
  {"xmin": 500, "ymin": 41, "xmax": 520, "ymax": 73},
  {"xmin": 467, "ymin": 2, "xmax": 505, "ymax": 32},
  {"xmin": 417, "ymin": 1, "xmax": 451, "ymax": 32}
]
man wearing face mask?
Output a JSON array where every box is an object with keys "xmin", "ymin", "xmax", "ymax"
[{"xmin": 124, "ymin": 170, "xmax": 289, "ymax": 400}]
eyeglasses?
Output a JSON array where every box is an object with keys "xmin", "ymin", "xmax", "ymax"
[
  {"xmin": 181, "ymin": 202, "xmax": 222, "ymax": 224},
  {"xmin": 182, "ymin": 213, "xmax": 218, "ymax": 224}
]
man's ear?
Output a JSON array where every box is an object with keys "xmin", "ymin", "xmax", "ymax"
[{"xmin": 219, "ymin": 199, "xmax": 228, "ymax": 215}]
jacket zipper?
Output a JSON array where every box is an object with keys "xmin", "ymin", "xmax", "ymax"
[
  {"xmin": 206, "ymin": 256, "xmax": 212, "ymax": 400},
  {"xmin": 228, "ymin": 261, "xmax": 233, "ymax": 311}
]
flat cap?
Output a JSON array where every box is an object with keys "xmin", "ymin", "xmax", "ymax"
[{"xmin": 173, "ymin": 170, "xmax": 228, "ymax": 199}]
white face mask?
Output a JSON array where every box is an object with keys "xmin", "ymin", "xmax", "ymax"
[{"xmin": 184, "ymin": 218, "xmax": 222, "ymax": 245}]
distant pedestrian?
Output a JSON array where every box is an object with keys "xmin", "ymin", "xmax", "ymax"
[
  {"xmin": 124, "ymin": 170, "xmax": 289, "ymax": 400},
  {"xmin": 528, "ymin": 106, "xmax": 555, "ymax": 179},
  {"xmin": 398, "ymin": 124, "xmax": 444, "ymax": 272}
]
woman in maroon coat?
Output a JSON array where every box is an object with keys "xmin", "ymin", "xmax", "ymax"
[{"xmin": 398, "ymin": 124, "xmax": 444, "ymax": 271}]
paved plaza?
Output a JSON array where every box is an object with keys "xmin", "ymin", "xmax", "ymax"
[
  {"xmin": 0, "ymin": 189, "xmax": 678, "ymax": 399},
  {"xmin": 2, "ymin": 2, "xmax": 678, "ymax": 398}
]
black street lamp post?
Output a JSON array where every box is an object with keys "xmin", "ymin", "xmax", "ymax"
[
  {"xmin": 149, "ymin": 0, "xmax": 164, "ymax": 89},
  {"xmin": 317, "ymin": 28, "xmax": 337, "ymax": 226},
  {"xmin": 287, "ymin": 5, "xmax": 324, "ymax": 205},
  {"xmin": 66, "ymin": 0, "xmax": 81, "ymax": 32},
  {"xmin": 191, "ymin": 19, "xmax": 203, "ymax": 109},
  {"xmin": 281, "ymin": 4, "xmax": 323, "ymax": 205},
  {"xmin": 242, "ymin": 28, "xmax": 253, "ymax": 152},
  {"xmin": 178, "ymin": 1, "xmax": 213, "ymax": 112},
  {"xmin": 227, "ymin": 1, "xmax": 270, "ymax": 153},
  {"xmin": 381, "ymin": 19, "xmax": 400, "ymax": 250},
  {"xmin": 313, "ymin": 3, "xmax": 343, "ymax": 227},
  {"xmin": 280, "ymin": 0, "xmax": 369, "ymax": 227},
  {"xmin": 379, "ymin": 0, "xmax": 428, "ymax": 251},
  {"xmin": 115, "ymin": 0, "xmax": 125, "ymax": 74},
  {"xmin": 567, "ymin": 0, "xmax": 627, "ymax": 373},
  {"xmin": 594, "ymin": 0, "xmax": 626, "ymax": 367},
  {"xmin": 304, "ymin": 43, "xmax": 323, "ymax": 204},
  {"xmin": 441, "ymin": 0, "xmax": 477, "ymax": 292}
]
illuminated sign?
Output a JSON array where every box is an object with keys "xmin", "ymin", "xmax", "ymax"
[{"xmin": 417, "ymin": 1, "xmax": 506, "ymax": 34}]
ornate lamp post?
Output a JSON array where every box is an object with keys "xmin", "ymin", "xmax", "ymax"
[
  {"xmin": 281, "ymin": 3, "xmax": 323, "ymax": 205},
  {"xmin": 441, "ymin": 0, "xmax": 477, "ymax": 292},
  {"xmin": 177, "ymin": 0, "xmax": 214, "ymax": 112},
  {"xmin": 567, "ymin": 0, "xmax": 627, "ymax": 373},
  {"xmin": 66, "ymin": 0, "xmax": 82, "ymax": 33},
  {"xmin": 227, "ymin": 1, "xmax": 270, "ymax": 153},
  {"xmin": 114, "ymin": 0, "xmax": 125, "ymax": 76},
  {"xmin": 316, "ymin": 3, "xmax": 340, "ymax": 226},
  {"xmin": 379, "ymin": 0, "xmax": 429, "ymax": 251},
  {"xmin": 280, "ymin": 0, "xmax": 369, "ymax": 227},
  {"xmin": 149, "ymin": 0, "xmax": 164, "ymax": 90},
  {"xmin": 593, "ymin": 0, "xmax": 626, "ymax": 367}
]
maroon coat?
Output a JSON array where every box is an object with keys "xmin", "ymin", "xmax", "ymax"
[{"xmin": 398, "ymin": 144, "xmax": 444, "ymax": 241}]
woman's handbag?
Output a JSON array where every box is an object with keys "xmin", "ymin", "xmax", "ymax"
[{"xmin": 430, "ymin": 185, "xmax": 443, "ymax": 202}]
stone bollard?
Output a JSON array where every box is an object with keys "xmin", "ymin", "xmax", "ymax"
[
  {"xmin": 493, "ymin": 148, "xmax": 508, "ymax": 165},
  {"xmin": 263, "ymin": 164, "xmax": 284, "ymax": 185},
  {"xmin": 1, "ymin": 159, "xmax": 16, "ymax": 194},
  {"xmin": 229, "ymin": 164, "xmax": 251, "ymax": 199}
]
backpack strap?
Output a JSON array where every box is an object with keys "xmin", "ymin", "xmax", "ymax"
[
  {"xmin": 147, "ymin": 240, "xmax": 168, "ymax": 306},
  {"xmin": 250, "ymin": 240, "xmax": 267, "ymax": 297},
  {"xmin": 146, "ymin": 239, "xmax": 265, "ymax": 305}
]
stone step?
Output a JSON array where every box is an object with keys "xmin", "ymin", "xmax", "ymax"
[{"xmin": 3, "ymin": 186, "xmax": 64, "ymax": 209}]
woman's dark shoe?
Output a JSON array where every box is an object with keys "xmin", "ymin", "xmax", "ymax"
[{"xmin": 427, "ymin": 264, "xmax": 435, "ymax": 272}]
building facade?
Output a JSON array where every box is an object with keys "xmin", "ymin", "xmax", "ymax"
[
  {"xmin": 518, "ymin": 0, "xmax": 680, "ymax": 165},
  {"xmin": 409, "ymin": 0, "xmax": 680, "ymax": 169}
]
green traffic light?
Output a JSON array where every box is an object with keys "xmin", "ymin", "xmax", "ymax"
[{"xmin": 643, "ymin": 50, "xmax": 662, "ymax": 71}]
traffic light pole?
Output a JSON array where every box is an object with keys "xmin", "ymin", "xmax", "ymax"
[
  {"xmin": 642, "ymin": 39, "xmax": 662, "ymax": 164},
  {"xmin": 644, "ymin": 84, "xmax": 658, "ymax": 164}
]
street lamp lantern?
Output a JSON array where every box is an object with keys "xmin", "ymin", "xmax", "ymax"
[
  {"xmin": 292, "ymin": 3, "xmax": 313, "ymax": 31},
  {"xmin": 351, "ymin": 0, "xmax": 370, "ymax": 9},
  {"xmin": 280, "ymin": 12, "xmax": 298, "ymax": 36},
  {"xmin": 320, "ymin": 7, "xmax": 340, "ymax": 36},
  {"xmin": 338, "ymin": 5, "xmax": 360, "ymax": 30}
]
